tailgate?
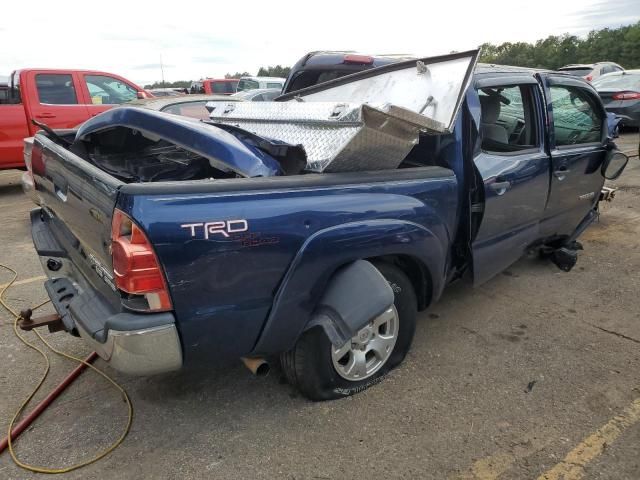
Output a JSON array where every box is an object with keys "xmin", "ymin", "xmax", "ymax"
[{"xmin": 31, "ymin": 132, "xmax": 123, "ymax": 298}]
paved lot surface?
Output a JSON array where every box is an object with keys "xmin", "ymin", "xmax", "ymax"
[{"xmin": 0, "ymin": 133, "xmax": 639, "ymax": 479}]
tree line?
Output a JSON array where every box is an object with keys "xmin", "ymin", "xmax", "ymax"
[
  {"xmin": 479, "ymin": 21, "xmax": 640, "ymax": 70},
  {"xmin": 226, "ymin": 65, "xmax": 291, "ymax": 78},
  {"xmin": 144, "ymin": 22, "xmax": 639, "ymax": 89},
  {"xmin": 144, "ymin": 65, "xmax": 291, "ymax": 89}
]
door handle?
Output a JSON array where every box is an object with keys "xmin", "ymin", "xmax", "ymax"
[
  {"xmin": 553, "ymin": 167, "xmax": 570, "ymax": 180},
  {"xmin": 489, "ymin": 181, "xmax": 511, "ymax": 195},
  {"xmin": 36, "ymin": 113, "xmax": 57, "ymax": 119}
]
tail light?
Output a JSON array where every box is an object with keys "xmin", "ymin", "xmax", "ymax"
[
  {"xmin": 30, "ymin": 141, "xmax": 44, "ymax": 175},
  {"xmin": 111, "ymin": 209, "xmax": 172, "ymax": 312},
  {"xmin": 585, "ymin": 75, "xmax": 593, "ymax": 81},
  {"xmin": 612, "ymin": 91, "xmax": 640, "ymax": 100},
  {"xmin": 343, "ymin": 54, "xmax": 374, "ymax": 65}
]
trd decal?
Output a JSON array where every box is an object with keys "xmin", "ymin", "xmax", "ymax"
[{"xmin": 181, "ymin": 220, "xmax": 248, "ymax": 239}]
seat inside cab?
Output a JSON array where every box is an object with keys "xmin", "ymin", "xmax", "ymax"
[{"xmin": 478, "ymin": 86, "xmax": 539, "ymax": 153}]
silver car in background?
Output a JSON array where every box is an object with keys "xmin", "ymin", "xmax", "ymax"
[{"xmin": 231, "ymin": 88, "xmax": 282, "ymax": 102}]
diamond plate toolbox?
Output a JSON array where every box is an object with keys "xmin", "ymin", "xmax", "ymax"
[{"xmin": 205, "ymin": 101, "xmax": 442, "ymax": 172}]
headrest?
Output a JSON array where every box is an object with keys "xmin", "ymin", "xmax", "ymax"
[{"xmin": 479, "ymin": 95, "xmax": 501, "ymax": 124}]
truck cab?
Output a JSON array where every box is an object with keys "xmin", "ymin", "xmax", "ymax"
[
  {"xmin": 469, "ymin": 65, "xmax": 610, "ymax": 282},
  {"xmin": 0, "ymin": 68, "xmax": 148, "ymax": 169},
  {"xmin": 282, "ymin": 56, "xmax": 614, "ymax": 281}
]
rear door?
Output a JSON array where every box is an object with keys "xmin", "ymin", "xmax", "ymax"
[
  {"xmin": 539, "ymin": 74, "xmax": 607, "ymax": 237},
  {"xmin": 78, "ymin": 73, "xmax": 140, "ymax": 117},
  {"xmin": 471, "ymin": 76, "xmax": 551, "ymax": 285},
  {"xmin": 25, "ymin": 70, "xmax": 91, "ymax": 132}
]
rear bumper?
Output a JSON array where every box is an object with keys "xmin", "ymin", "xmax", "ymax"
[
  {"xmin": 21, "ymin": 171, "xmax": 36, "ymax": 203},
  {"xmin": 75, "ymin": 321, "xmax": 182, "ymax": 376},
  {"xmin": 31, "ymin": 209, "xmax": 183, "ymax": 375}
]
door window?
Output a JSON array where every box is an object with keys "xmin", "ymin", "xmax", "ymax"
[
  {"xmin": 237, "ymin": 79, "xmax": 259, "ymax": 91},
  {"xmin": 84, "ymin": 75, "xmax": 138, "ymax": 104},
  {"xmin": 601, "ymin": 65, "xmax": 614, "ymax": 75},
  {"xmin": 478, "ymin": 85, "xmax": 539, "ymax": 153},
  {"xmin": 549, "ymin": 86, "xmax": 603, "ymax": 146},
  {"xmin": 35, "ymin": 74, "xmax": 78, "ymax": 104}
]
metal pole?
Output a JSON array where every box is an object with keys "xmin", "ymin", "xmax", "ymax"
[{"xmin": 0, "ymin": 352, "xmax": 99, "ymax": 454}]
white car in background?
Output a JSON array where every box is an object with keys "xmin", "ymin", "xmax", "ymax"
[
  {"xmin": 558, "ymin": 62, "xmax": 624, "ymax": 82},
  {"xmin": 236, "ymin": 76, "xmax": 285, "ymax": 92}
]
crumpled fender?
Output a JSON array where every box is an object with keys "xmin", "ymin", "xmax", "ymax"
[
  {"xmin": 305, "ymin": 259, "xmax": 394, "ymax": 347},
  {"xmin": 252, "ymin": 219, "xmax": 449, "ymax": 355},
  {"xmin": 75, "ymin": 107, "xmax": 283, "ymax": 178}
]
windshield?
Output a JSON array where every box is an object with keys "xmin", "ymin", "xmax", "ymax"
[
  {"xmin": 287, "ymin": 69, "xmax": 358, "ymax": 92},
  {"xmin": 237, "ymin": 79, "xmax": 259, "ymax": 91},
  {"xmin": 593, "ymin": 73, "xmax": 640, "ymax": 91},
  {"xmin": 558, "ymin": 67, "xmax": 592, "ymax": 77},
  {"xmin": 85, "ymin": 75, "xmax": 138, "ymax": 104}
]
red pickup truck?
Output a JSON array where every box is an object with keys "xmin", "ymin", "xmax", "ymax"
[
  {"xmin": 0, "ymin": 69, "xmax": 149, "ymax": 169},
  {"xmin": 189, "ymin": 78, "xmax": 238, "ymax": 95}
]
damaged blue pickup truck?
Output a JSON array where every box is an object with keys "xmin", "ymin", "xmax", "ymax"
[{"xmin": 27, "ymin": 50, "xmax": 629, "ymax": 400}]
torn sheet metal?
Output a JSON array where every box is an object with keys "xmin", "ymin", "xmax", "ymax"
[
  {"xmin": 207, "ymin": 49, "xmax": 479, "ymax": 172},
  {"xmin": 75, "ymin": 107, "xmax": 284, "ymax": 178}
]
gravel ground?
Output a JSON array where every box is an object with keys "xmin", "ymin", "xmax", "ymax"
[{"xmin": 0, "ymin": 132, "xmax": 638, "ymax": 479}]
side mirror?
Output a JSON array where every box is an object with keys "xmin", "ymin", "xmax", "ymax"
[
  {"xmin": 601, "ymin": 150, "xmax": 629, "ymax": 180},
  {"xmin": 137, "ymin": 91, "xmax": 148, "ymax": 99}
]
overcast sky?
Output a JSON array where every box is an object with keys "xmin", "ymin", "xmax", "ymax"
[{"xmin": 1, "ymin": 0, "xmax": 639, "ymax": 86}]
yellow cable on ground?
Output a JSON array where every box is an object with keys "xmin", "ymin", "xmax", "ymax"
[{"xmin": 0, "ymin": 263, "xmax": 133, "ymax": 474}]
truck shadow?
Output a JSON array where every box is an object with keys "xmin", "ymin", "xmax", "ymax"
[
  {"xmin": 113, "ymin": 252, "xmax": 590, "ymax": 460},
  {"xmin": 132, "ymin": 254, "xmax": 558, "ymax": 411},
  {"xmin": 0, "ymin": 182, "xmax": 24, "ymax": 196}
]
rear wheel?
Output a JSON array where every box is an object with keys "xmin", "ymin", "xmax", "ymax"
[{"xmin": 281, "ymin": 262, "xmax": 417, "ymax": 401}]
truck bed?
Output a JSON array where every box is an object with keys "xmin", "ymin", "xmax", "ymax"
[{"xmin": 31, "ymin": 128, "xmax": 459, "ymax": 364}]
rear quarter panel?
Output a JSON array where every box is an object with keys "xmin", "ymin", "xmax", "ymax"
[
  {"xmin": 119, "ymin": 170, "xmax": 458, "ymax": 363},
  {"xmin": 0, "ymin": 104, "xmax": 30, "ymax": 168}
]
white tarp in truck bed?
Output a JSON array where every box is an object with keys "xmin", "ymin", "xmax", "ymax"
[{"xmin": 206, "ymin": 49, "xmax": 479, "ymax": 173}]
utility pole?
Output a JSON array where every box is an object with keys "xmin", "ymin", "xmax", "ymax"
[{"xmin": 160, "ymin": 53, "xmax": 165, "ymax": 87}]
